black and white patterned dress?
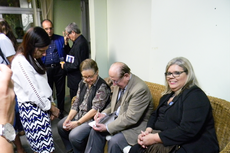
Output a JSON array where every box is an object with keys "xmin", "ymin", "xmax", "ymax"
[{"xmin": 19, "ymin": 102, "xmax": 54, "ymax": 153}]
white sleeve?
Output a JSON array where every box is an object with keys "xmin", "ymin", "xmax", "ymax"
[
  {"xmin": 11, "ymin": 55, "xmax": 51, "ymax": 111},
  {"xmin": 0, "ymin": 34, "xmax": 15, "ymax": 57}
]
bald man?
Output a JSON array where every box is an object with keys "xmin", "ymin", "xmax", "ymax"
[
  {"xmin": 85, "ymin": 62, "xmax": 154, "ymax": 153},
  {"xmin": 41, "ymin": 19, "xmax": 66, "ymax": 119}
]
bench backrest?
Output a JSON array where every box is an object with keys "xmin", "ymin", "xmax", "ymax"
[{"xmin": 208, "ymin": 96, "xmax": 230, "ymax": 151}]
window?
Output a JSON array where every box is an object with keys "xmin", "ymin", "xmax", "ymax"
[{"xmin": 0, "ymin": 0, "xmax": 41, "ymax": 41}]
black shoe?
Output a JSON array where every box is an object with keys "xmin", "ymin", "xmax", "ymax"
[
  {"xmin": 66, "ymin": 149, "xmax": 73, "ymax": 153},
  {"xmin": 59, "ymin": 112, "xmax": 64, "ymax": 119}
]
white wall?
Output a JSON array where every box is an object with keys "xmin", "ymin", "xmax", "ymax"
[
  {"xmin": 89, "ymin": 0, "xmax": 109, "ymax": 77},
  {"xmin": 54, "ymin": 0, "xmax": 81, "ymax": 36},
  {"xmin": 89, "ymin": 0, "xmax": 230, "ymax": 101},
  {"xmin": 107, "ymin": 0, "xmax": 152, "ymax": 81},
  {"xmin": 150, "ymin": 0, "xmax": 230, "ymax": 101}
]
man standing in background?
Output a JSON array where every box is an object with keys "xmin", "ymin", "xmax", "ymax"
[
  {"xmin": 41, "ymin": 19, "xmax": 66, "ymax": 119},
  {"xmin": 60, "ymin": 22, "xmax": 90, "ymax": 101}
]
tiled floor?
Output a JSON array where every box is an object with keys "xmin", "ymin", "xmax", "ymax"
[{"xmin": 14, "ymin": 97, "xmax": 72, "ymax": 153}]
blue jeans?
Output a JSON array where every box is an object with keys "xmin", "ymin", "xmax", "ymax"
[{"xmin": 13, "ymin": 96, "xmax": 23, "ymax": 132}]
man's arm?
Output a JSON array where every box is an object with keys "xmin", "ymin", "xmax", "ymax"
[
  {"xmin": 0, "ymin": 64, "xmax": 15, "ymax": 153},
  {"xmin": 108, "ymin": 84, "xmax": 152, "ymax": 134},
  {"xmin": 0, "ymin": 137, "xmax": 13, "ymax": 153}
]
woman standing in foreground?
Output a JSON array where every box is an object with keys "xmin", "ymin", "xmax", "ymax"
[
  {"xmin": 129, "ymin": 57, "xmax": 219, "ymax": 153},
  {"xmin": 11, "ymin": 27, "xmax": 60, "ymax": 153}
]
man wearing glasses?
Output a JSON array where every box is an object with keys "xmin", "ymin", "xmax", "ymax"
[
  {"xmin": 60, "ymin": 22, "xmax": 90, "ymax": 102},
  {"xmin": 85, "ymin": 62, "xmax": 154, "ymax": 153}
]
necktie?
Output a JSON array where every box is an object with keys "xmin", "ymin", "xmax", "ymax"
[{"xmin": 114, "ymin": 89, "xmax": 124, "ymax": 111}]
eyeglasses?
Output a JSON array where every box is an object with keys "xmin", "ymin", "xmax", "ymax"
[
  {"xmin": 67, "ymin": 31, "xmax": 72, "ymax": 36},
  {"xmin": 165, "ymin": 71, "xmax": 187, "ymax": 78},
  {"xmin": 110, "ymin": 76, "xmax": 124, "ymax": 84},
  {"xmin": 82, "ymin": 72, "xmax": 97, "ymax": 80},
  {"xmin": 64, "ymin": 31, "xmax": 72, "ymax": 37}
]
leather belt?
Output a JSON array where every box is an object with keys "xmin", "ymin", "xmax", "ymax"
[{"xmin": 45, "ymin": 63, "xmax": 60, "ymax": 68}]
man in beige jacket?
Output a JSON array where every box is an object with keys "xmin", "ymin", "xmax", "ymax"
[{"xmin": 85, "ymin": 62, "xmax": 154, "ymax": 153}]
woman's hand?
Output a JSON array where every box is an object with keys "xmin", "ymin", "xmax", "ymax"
[
  {"xmin": 50, "ymin": 114, "xmax": 56, "ymax": 121},
  {"xmin": 63, "ymin": 119, "xmax": 71, "ymax": 131},
  {"xmin": 50, "ymin": 104, "xmax": 60, "ymax": 119},
  {"xmin": 63, "ymin": 120, "xmax": 80, "ymax": 131},
  {"xmin": 139, "ymin": 133, "xmax": 162, "ymax": 148},
  {"xmin": 138, "ymin": 131, "xmax": 150, "ymax": 148},
  {"xmin": 71, "ymin": 121, "xmax": 81, "ymax": 129},
  {"xmin": 145, "ymin": 127, "xmax": 153, "ymax": 134}
]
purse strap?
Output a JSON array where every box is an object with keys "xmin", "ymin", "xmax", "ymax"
[
  {"xmin": 0, "ymin": 48, "xmax": 9, "ymax": 65},
  {"xmin": 18, "ymin": 61, "xmax": 46, "ymax": 108}
]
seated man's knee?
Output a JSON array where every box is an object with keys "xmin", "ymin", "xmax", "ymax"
[{"xmin": 109, "ymin": 136, "xmax": 119, "ymax": 146}]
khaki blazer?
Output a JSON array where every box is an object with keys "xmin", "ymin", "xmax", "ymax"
[{"xmin": 103, "ymin": 74, "xmax": 154, "ymax": 145}]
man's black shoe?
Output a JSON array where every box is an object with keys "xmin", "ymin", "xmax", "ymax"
[
  {"xmin": 66, "ymin": 149, "xmax": 73, "ymax": 153},
  {"xmin": 59, "ymin": 113, "xmax": 64, "ymax": 119}
]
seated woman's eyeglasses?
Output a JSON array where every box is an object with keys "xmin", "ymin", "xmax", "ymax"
[
  {"xmin": 165, "ymin": 71, "xmax": 187, "ymax": 78},
  {"xmin": 82, "ymin": 72, "xmax": 97, "ymax": 80}
]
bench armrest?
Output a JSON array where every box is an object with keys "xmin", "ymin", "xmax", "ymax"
[{"xmin": 220, "ymin": 141, "xmax": 230, "ymax": 153}]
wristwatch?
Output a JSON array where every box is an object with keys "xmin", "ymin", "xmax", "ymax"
[{"xmin": 0, "ymin": 123, "xmax": 16, "ymax": 142}]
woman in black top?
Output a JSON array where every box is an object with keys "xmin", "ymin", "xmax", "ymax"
[{"xmin": 129, "ymin": 57, "xmax": 219, "ymax": 153}]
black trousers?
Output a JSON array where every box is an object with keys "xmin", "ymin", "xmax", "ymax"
[
  {"xmin": 69, "ymin": 88, "xmax": 78, "ymax": 103},
  {"xmin": 46, "ymin": 65, "xmax": 66, "ymax": 113},
  {"xmin": 129, "ymin": 144, "xmax": 145, "ymax": 153}
]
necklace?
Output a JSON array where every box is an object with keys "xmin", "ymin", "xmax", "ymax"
[{"xmin": 167, "ymin": 94, "xmax": 175, "ymax": 105}]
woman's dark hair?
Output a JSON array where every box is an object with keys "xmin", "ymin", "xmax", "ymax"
[
  {"xmin": 18, "ymin": 26, "xmax": 50, "ymax": 74},
  {"xmin": 0, "ymin": 18, "xmax": 18, "ymax": 50}
]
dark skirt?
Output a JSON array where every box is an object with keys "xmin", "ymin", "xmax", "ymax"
[
  {"xmin": 129, "ymin": 143, "xmax": 178, "ymax": 153},
  {"xmin": 19, "ymin": 102, "xmax": 54, "ymax": 153}
]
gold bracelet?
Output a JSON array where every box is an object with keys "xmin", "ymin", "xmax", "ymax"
[
  {"xmin": 76, "ymin": 121, "xmax": 81, "ymax": 126},
  {"xmin": 51, "ymin": 102, "xmax": 56, "ymax": 106}
]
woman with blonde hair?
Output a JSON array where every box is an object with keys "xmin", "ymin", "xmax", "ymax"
[{"xmin": 129, "ymin": 57, "xmax": 219, "ymax": 153}]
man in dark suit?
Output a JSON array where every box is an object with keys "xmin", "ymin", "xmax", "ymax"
[
  {"xmin": 41, "ymin": 19, "xmax": 66, "ymax": 119},
  {"xmin": 60, "ymin": 22, "xmax": 90, "ymax": 101},
  {"xmin": 85, "ymin": 62, "xmax": 154, "ymax": 153}
]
